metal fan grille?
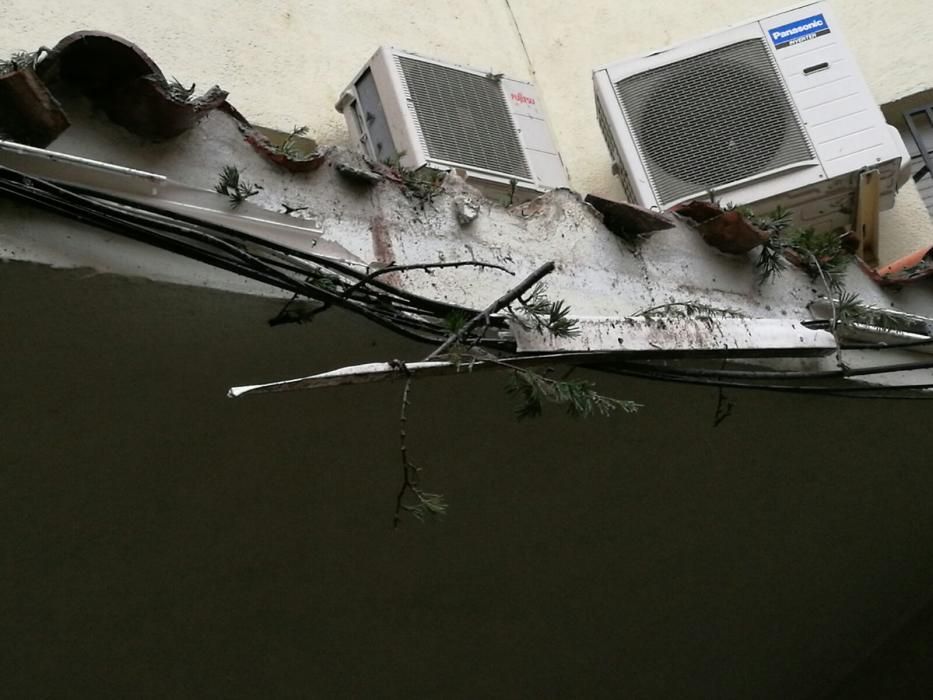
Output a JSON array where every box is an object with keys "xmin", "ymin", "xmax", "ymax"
[
  {"xmin": 397, "ymin": 56, "xmax": 531, "ymax": 179},
  {"xmin": 614, "ymin": 38, "xmax": 813, "ymax": 205}
]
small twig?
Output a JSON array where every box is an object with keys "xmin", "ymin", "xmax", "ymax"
[
  {"xmin": 808, "ymin": 252, "xmax": 846, "ymax": 369},
  {"xmin": 268, "ymin": 289, "xmax": 303, "ymax": 326},
  {"xmin": 713, "ymin": 361, "xmax": 734, "ymax": 427},
  {"xmin": 394, "ymin": 375, "xmax": 416, "ymax": 528}
]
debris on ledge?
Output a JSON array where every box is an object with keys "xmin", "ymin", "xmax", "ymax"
[
  {"xmin": 329, "ymin": 148, "xmax": 384, "ymax": 185},
  {"xmin": 3, "ymin": 30, "xmax": 933, "ymax": 399},
  {"xmin": 453, "ymin": 193, "xmax": 482, "ymax": 225}
]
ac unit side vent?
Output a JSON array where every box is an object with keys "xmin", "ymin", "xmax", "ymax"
[
  {"xmin": 613, "ymin": 38, "xmax": 814, "ymax": 204},
  {"xmin": 595, "ymin": 96, "xmax": 635, "ymax": 201},
  {"xmin": 396, "ymin": 56, "xmax": 532, "ymax": 179}
]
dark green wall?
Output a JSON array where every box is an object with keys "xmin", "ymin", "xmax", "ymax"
[{"xmin": 2, "ymin": 262, "xmax": 933, "ymax": 699}]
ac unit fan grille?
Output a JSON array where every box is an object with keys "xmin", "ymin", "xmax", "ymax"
[
  {"xmin": 614, "ymin": 38, "xmax": 814, "ymax": 205},
  {"xmin": 396, "ymin": 56, "xmax": 531, "ymax": 179}
]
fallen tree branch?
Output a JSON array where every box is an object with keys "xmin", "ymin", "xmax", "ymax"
[
  {"xmin": 393, "ymin": 261, "xmax": 557, "ymax": 525},
  {"xmin": 428, "ymin": 261, "xmax": 556, "ymax": 360}
]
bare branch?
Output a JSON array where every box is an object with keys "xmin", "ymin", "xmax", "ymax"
[
  {"xmin": 392, "ymin": 261, "xmax": 557, "ymax": 525},
  {"xmin": 807, "ymin": 252, "xmax": 846, "ymax": 369},
  {"xmin": 428, "ymin": 261, "xmax": 556, "ymax": 361}
]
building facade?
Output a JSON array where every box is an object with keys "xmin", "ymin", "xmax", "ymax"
[{"xmin": 3, "ymin": 1, "xmax": 933, "ymax": 697}]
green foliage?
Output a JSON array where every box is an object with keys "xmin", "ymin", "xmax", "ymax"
[
  {"xmin": 214, "ymin": 165, "xmax": 260, "ymax": 208},
  {"xmin": 0, "ymin": 50, "xmax": 36, "ymax": 74},
  {"xmin": 506, "ymin": 369, "xmax": 641, "ymax": 420},
  {"xmin": 509, "ymin": 283, "xmax": 581, "ymax": 338},
  {"xmin": 166, "ymin": 77, "xmax": 197, "ymax": 102},
  {"xmin": 274, "ymin": 125, "xmax": 311, "ymax": 159},
  {"xmin": 397, "ymin": 286, "xmax": 636, "ymax": 526},
  {"xmin": 836, "ymin": 292, "xmax": 925, "ymax": 334},
  {"xmin": 379, "ymin": 153, "xmax": 445, "ymax": 205},
  {"xmin": 443, "ymin": 310, "xmax": 470, "ymax": 335},
  {"xmin": 747, "ymin": 204, "xmax": 794, "ymax": 235},
  {"xmin": 786, "ymin": 227, "xmax": 850, "ymax": 269},
  {"xmin": 755, "ymin": 234, "xmax": 788, "ymax": 284},
  {"xmin": 786, "ymin": 227, "xmax": 851, "ymax": 291},
  {"xmin": 732, "ymin": 204, "xmax": 851, "ymax": 287},
  {"xmin": 632, "ymin": 300, "xmax": 744, "ymax": 321}
]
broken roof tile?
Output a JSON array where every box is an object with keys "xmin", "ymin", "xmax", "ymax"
[
  {"xmin": 585, "ymin": 193, "xmax": 674, "ymax": 241},
  {"xmin": 671, "ymin": 200, "xmax": 768, "ymax": 255},
  {"xmin": 0, "ymin": 64, "xmax": 68, "ymax": 146}
]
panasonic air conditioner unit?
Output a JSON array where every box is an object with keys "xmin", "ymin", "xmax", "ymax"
[
  {"xmin": 336, "ymin": 47, "xmax": 568, "ymax": 199},
  {"xmin": 593, "ymin": 1, "xmax": 911, "ymax": 231}
]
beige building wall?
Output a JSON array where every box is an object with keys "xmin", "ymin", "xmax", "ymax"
[{"xmin": 3, "ymin": 0, "xmax": 933, "ymax": 261}]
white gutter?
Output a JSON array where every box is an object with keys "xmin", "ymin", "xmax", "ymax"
[{"xmin": 0, "ymin": 139, "xmax": 360, "ymax": 264}]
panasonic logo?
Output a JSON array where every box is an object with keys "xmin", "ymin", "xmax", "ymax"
[
  {"xmin": 771, "ymin": 19, "xmax": 824, "ymax": 40},
  {"xmin": 768, "ymin": 13, "xmax": 830, "ymax": 49}
]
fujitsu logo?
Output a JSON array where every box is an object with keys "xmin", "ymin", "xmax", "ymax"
[{"xmin": 510, "ymin": 92, "xmax": 536, "ymax": 105}]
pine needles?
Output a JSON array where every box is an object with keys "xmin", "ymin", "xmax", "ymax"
[
  {"xmin": 166, "ymin": 77, "xmax": 197, "ymax": 102},
  {"xmin": 747, "ymin": 204, "xmax": 852, "ymax": 288},
  {"xmin": 506, "ymin": 369, "xmax": 640, "ymax": 419},
  {"xmin": 214, "ymin": 165, "xmax": 260, "ymax": 207},
  {"xmin": 0, "ymin": 50, "xmax": 37, "ymax": 74},
  {"xmin": 508, "ymin": 283, "xmax": 581, "ymax": 338},
  {"xmin": 632, "ymin": 300, "xmax": 744, "ymax": 320},
  {"xmin": 836, "ymin": 292, "xmax": 926, "ymax": 334},
  {"xmin": 274, "ymin": 125, "xmax": 311, "ymax": 159},
  {"xmin": 393, "ymin": 262, "xmax": 639, "ymax": 526}
]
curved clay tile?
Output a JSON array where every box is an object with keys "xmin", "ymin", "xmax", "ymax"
[
  {"xmin": 0, "ymin": 52, "xmax": 68, "ymax": 146},
  {"xmin": 38, "ymin": 30, "xmax": 227, "ymax": 141}
]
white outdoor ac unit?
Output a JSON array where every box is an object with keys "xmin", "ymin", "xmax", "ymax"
[
  {"xmin": 593, "ymin": 1, "xmax": 911, "ymax": 230},
  {"xmin": 336, "ymin": 47, "xmax": 568, "ymax": 198}
]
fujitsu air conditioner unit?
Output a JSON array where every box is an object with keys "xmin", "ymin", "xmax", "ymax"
[
  {"xmin": 593, "ymin": 1, "xmax": 911, "ymax": 230},
  {"xmin": 336, "ymin": 47, "xmax": 568, "ymax": 198}
]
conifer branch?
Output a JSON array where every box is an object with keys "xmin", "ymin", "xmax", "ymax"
[
  {"xmin": 214, "ymin": 165, "xmax": 260, "ymax": 208},
  {"xmin": 392, "ymin": 261, "xmax": 639, "ymax": 525}
]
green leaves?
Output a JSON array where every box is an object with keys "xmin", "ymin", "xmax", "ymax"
[{"xmin": 506, "ymin": 369, "xmax": 641, "ymax": 420}]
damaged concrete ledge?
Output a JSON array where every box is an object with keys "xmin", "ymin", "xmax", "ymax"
[{"xmin": 3, "ymin": 30, "xmax": 933, "ymax": 393}]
